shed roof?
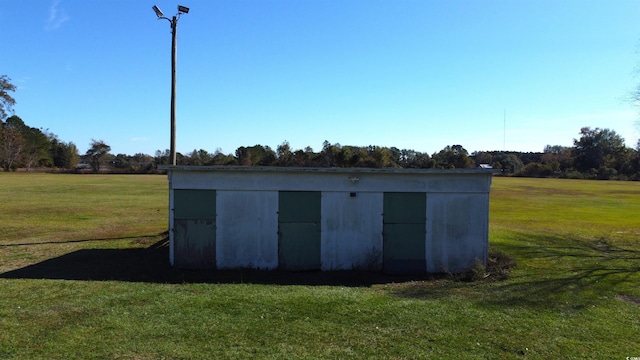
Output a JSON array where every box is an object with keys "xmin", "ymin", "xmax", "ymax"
[{"xmin": 158, "ymin": 165, "xmax": 501, "ymax": 175}]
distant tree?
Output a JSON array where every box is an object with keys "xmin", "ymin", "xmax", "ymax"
[
  {"xmin": 109, "ymin": 153, "xmax": 153, "ymax": 172},
  {"xmin": 472, "ymin": 151, "xmax": 493, "ymax": 167},
  {"xmin": 154, "ymin": 149, "xmax": 170, "ymax": 166},
  {"xmin": 342, "ymin": 145, "xmax": 366, "ymax": 167},
  {"xmin": 492, "ymin": 152, "xmax": 524, "ymax": 174},
  {"xmin": 49, "ymin": 134, "xmax": 77, "ymax": 168},
  {"xmin": 618, "ymin": 146, "xmax": 639, "ymax": 179},
  {"xmin": 0, "ymin": 75, "xmax": 17, "ymax": 120},
  {"xmin": 370, "ymin": 146, "xmax": 400, "ymax": 168},
  {"xmin": 187, "ymin": 149, "xmax": 213, "ymax": 166},
  {"xmin": 398, "ymin": 149, "xmax": 418, "ymax": 167},
  {"xmin": 112, "ymin": 154, "xmax": 131, "ymax": 170},
  {"xmin": 319, "ymin": 141, "xmax": 341, "ymax": 167},
  {"xmin": 131, "ymin": 153, "xmax": 154, "ymax": 171},
  {"xmin": 176, "ymin": 152, "xmax": 186, "ymax": 165},
  {"xmin": 210, "ymin": 150, "xmax": 238, "ymax": 166},
  {"xmin": 48, "ymin": 133, "xmax": 68, "ymax": 168},
  {"xmin": 543, "ymin": 145, "xmax": 568, "ymax": 155},
  {"xmin": 0, "ymin": 119, "xmax": 24, "ymax": 171},
  {"xmin": 541, "ymin": 145, "xmax": 573, "ymax": 175},
  {"xmin": 412, "ymin": 152, "xmax": 435, "ymax": 168},
  {"xmin": 235, "ymin": 146, "xmax": 250, "ymax": 165},
  {"xmin": 631, "ymin": 141, "xmax": 640, "ymax": 180},
  {"xmin": 276, "ymin": 141, "xmax": 293, "ymax": 166},
  {"xmin": 389, "ymin": 147, "xmax": 402, "ymax": 167},
  {"xmin": 518, "ymin": 162, "xmax": 553, "ymax": 177},
  {"xmin": 0, "ymin": 116, "xmax": 52, "ymax": 170},
  {"xmin": 573, "ymin": 127, "xmax": 627, "ymax": 179},
  {"xmin": 517, "ymin": 152, "xmax": 543, "ymax": 165},
  {"xmin": 336, "ymin": 145, "xmax": 354, "ymax": 167},
  {"xmin": 22, "ymin": 126, "xmax": 51, "ymax": 171},
  {"xmin": 236, "ymin": 145, "xmax": 276, "ymax": 166},
  {"xmin": 85, "ymin": 139, "xmax": 111, "ymax": 173},
  {"xmin": 291, "ymin": 148, "xmax": 314, "ymax": 167},
  {"xmin": 432, "ymin": 145, "xmax": 473, "ymax": 169}
]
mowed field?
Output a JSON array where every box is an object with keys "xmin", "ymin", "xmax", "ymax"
[{"xmin": 0, "ymin": 173, "xmax": 639, "ymax": 359}]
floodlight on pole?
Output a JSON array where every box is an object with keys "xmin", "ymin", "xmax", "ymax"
[
  {"xmin": 152, "ymin": 5, "xmax": 164, "ymax": 18},
  {"xmin": 152, "ymin": 5, "xmax": 189, "ymax": 166}
]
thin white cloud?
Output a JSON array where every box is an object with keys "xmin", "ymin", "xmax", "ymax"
[
  {"xmin": 14, "ymin": 77, "xmax": 31, "ymax": 90},
  {"xmin": 45, "ymin": 0, "xmax": 70, "ymax": 31}
]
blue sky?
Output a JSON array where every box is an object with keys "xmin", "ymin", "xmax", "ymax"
[{"xmin": 2, "ymin": 0, "xmax": 640, "ymax": 156}]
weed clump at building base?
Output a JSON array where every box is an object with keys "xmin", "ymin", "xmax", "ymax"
[{"xmin": 458, "ymin": 247, "xmax": 517, "ymax": 282}]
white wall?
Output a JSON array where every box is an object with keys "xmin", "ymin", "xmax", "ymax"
[
  {"xmin": 320, "ymin": 192, "xmax": 384, "ymax": 270},
  {"xmin": 215, "ymin": 191, "xmax": 279, "ymax": 269},
  {"xmin": 426, "ymin": 193, "xmax": 489, "ymax": 273}
]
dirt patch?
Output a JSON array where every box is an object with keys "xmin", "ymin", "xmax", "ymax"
[
  {"xmin": 616, "ymin": 295, "xmax": 640, "ymax": 305},
  {"xmin": 131, "ymin": 236, "xmax": 162, "ymax": 246}
]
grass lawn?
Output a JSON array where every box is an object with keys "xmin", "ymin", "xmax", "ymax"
[{"xmin": 1, "ymin": 173, "xmax": 639, "ymax": 359}]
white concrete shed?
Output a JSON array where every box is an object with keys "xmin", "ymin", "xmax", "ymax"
[{"xmin": 160, "ymin": 166, "xmax": 496, "ymax": 274}]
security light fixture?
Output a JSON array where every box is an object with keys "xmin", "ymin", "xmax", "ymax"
[
  {"xmin": 178, "ymin": 5, "xmax": 189, "ymax": 14},
  {"xmin": 152, "ymin": 5, "xmax": 164, "ymax": 18}
]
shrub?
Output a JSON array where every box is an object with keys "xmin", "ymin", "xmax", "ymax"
[
  {"xmin": 456, "ymin": 247, "xmax": 516, "ymax": 282},
  {"xmin": 486, "ymin": 247, "xmax": 517, "ymax": 280}
]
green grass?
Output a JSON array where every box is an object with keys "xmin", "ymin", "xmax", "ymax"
[
  {"xmin": 0, "ymin": 173, "xmax": 167, "ymax": 273},
  {"xmin": 1, "ymin": 173, "xmax": 639, "ymax": 359}
]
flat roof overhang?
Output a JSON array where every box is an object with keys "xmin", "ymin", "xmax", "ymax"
[
  {"xmin": 158, "ymin": 165, "xmax": 502, "ymax": 175},
  {"xmin": 159, "ymin": 166, "xmax": 501, "ymax": 193}
]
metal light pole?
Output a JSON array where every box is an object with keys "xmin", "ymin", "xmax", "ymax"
[{"xmin": 153, "ymin": 5, "xmax": 189, "ymax": 166}]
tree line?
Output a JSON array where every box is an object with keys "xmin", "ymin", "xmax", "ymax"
[
  {"xmin": 152, "ymin": 129, "xmax": 639, "ymax": 180},
  {"xmin": 3, "ymin": 115, "xmax": 640, "ymax": 180},
  {"xmin": 2, "ymin": 75, "xmax": 640, "ymax": 179}
]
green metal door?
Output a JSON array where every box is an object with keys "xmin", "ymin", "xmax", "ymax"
[
  {"xmin": 278, "ymin": 191, "xmax": 321, "ymax": 271},
  {"xmin": 383, "ymin": 192, "xmax": 426, "ymax": 274},
  {"xmin": 173, "ymin": 189, "xmax": 216, "ymax": 269}
]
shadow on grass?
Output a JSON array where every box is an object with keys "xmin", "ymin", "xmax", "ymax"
[
  {"xmin": 485, "ymin": 232, "xmax": 640, "ymax": 307},
  {"xmin": 386, "ymin": 232, "xmax": 640, "ymax": 308},
  {"xmin": 4, "ymin": 231, "xmax": 639, "ymax": 302},
  {"xmin": 0, "ymin": 234, "xmax": 431, "ymax": 287}
]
